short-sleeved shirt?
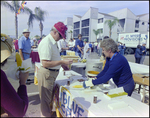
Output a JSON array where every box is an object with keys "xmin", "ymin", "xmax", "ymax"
[
  {"xmin": 30, "ymin": 40, "xmax": 34, "ymax": 46},
  {"xmin": 75, "ymin": 39, "xmax": 84, "ymax": 53},
  {"xmin": 57, "ymin": 40, "xmax": 62, "ymax": 52},
  {"xmin": 59, "ymin": 39, "xmax": 68, "ymax": 51},
  {"xmin": 68, "ymin": 41, "xmax": 74, "ymax": 48},
  {"xmin": 38, "ymin": 34, "xmax": 61, "ymax": 69},
  {"xmin": 84, "ymin": 43, "xmax": 90, "ymax": 54},
  {"xmin": 18, "ymin": 36, "xmax": 31, "ymax": 53},
  {"xmin": 73, "ymin": 40, "xmax": 76, "ymax": 46}
]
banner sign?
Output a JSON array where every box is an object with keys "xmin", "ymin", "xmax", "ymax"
[
  {"xmin": 119, "ymin": 33, "xmax": 148, "ymax": 47},
  {"xmin": 54, "ymin": 85, "xmax": 89, "ymax": 117}
]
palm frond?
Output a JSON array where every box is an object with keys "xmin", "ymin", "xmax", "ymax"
[
  {"xmin": 1, "ymin": 1, "xmax": 15, "ymax": 12},
  {"xmin": 11, "ymin": 1, "xmax": 20, "ymax": 12},
  {"xmin": 23, "ymin": 7, "xmax": 33, "ymax": 14},
  {"xmin": 93, "ymin": 29, "xmax": 100, "ymax": 35},
  {"xmin": 34, "ymin": 7, "xmax": 48, "ymax": 22},
  {"xmin": 28, "ymin": 14, "xmax": 37, "ymax": 28}
]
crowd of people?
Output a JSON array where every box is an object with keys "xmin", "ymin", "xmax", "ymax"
[{"xmin": 1, "ymin": 21, "xmax": 148, "ymax": 117}]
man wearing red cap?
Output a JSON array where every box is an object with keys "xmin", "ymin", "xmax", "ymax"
[{"xmin": 37, "ymin": 22, "xmax": 73, "ymax": 117}]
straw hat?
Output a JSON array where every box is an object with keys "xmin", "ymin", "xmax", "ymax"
[
  {"xmin": 1, "ymin": 33, "xmax": 13, "ymax": 63},
  {"xmin": 54, "ymin": 22, "xmax": 67, "ymax": 39},
  {"xmin": 22, "ymin": 29, "xmax": 30, "ymax": 34}
]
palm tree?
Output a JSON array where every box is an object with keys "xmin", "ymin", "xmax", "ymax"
[
  {"xmin": 23, "ymin": 7, "xmax": 37, "ymax": 29},
  {"xmin": 99, "ymin": 29, "xmax": 103, "ymax": 39},
  {"xmin": 93, "ymin": 29, "xmax": 101, "ymax": 42},
  {"xmin": 68, "ymin": 30, "xmax": 73, "ymax": 39},
  {"xmin": 34, "ymin": 7, "xmax": 48, "ymax": 37},
  {"xmin": 1, "ymin": 1, "xmax": 33, "ymax": 39},
  {"xmin": 104, "ymin": 18, "xmax": 119, "ymax": 37}
]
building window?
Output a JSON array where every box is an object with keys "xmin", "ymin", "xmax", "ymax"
[
  {"xmin": 73, "ymin": 29, "xmax": 79, "ymax": 38},
  {"xmin": 135, "ymin": 30, "xmax": 138, "ymax": 32},
  {"xmin": 142, "ymin": 22, "xmax": 145, "ymax": 25},
  {"xmin": 135, "ymin": 20, "xmax": 139, "ymax": 28},
  {"xmin": 82, "ymin": 19, "xmax": 89, "ymax": 27},
  {"xmin": 81, "ymin": 27, "xmax": 89, "ymax": 36},
  {"xmin": 74, "ymin": 22, "xmax": 80, "ymax": 29},
  {"xmin": 98, "ymin": 18, "xmax": 103, "ymax": 23}
]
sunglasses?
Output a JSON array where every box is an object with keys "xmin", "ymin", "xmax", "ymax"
[{"xmin": 57, "ymin": 31, "xmax": 63, "ymax": 39}]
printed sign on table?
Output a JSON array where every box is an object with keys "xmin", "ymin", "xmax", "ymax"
[{"xmin": 54, "ymin": 86, "xmax": 89, "ymax": 117}]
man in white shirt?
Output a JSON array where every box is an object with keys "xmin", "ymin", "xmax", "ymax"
[
  {"xmin": 83, "ymin": 39, "xmax": 90, "ymax": 59},
  {"xmin": 68, "ymin": 38, "xmax": 74, "ymax": 51},
  {"xmin": 72, "ymin": 38, "xmax": 76, "ymax": 51},
  {"xmin": 59, "ymin": 38, "xmax": 69, "ymax": 55},
  {"xmin": 37, "ymin": 22, "xmax": 73, "ymax": 117}
]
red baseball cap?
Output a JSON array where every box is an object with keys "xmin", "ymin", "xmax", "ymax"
[{"xmin": 54, "ymin": 22, "xmax": 68, "ymax": 39}]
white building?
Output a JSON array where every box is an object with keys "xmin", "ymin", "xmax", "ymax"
[{"xmin": 64, "ymin": 7, "xmax": 149, "ymax": 42}]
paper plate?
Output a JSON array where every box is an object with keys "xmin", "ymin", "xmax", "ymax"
[{"xmin": 87, "ymin": 71, "xmax": 99, "ymax": 76}]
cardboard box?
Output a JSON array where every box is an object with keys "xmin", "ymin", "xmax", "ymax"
[{"xmin": 132, "ymin": 74, "xmax": 149, "ymax": 86}]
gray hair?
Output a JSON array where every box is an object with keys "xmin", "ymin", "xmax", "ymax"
[
  {"xmin": 51, "ymin": 26, "xmax": 57, "ymax": 31},
  {"xmin": 100, "ymin": 38, "xmax": 118, "ymax": 53}
]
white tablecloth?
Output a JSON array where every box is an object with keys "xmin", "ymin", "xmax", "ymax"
[
  {"xmin": 34, "ymin": 62, "xmax": 149, "ymax": 117},
  {"xmin": 32, "ymin": 48, "xmax": 38, "ymax": 52},
  {"xmin": 54, "ymin": 70, "xmax": 149, "ymax": 117},
  {"xmin": 128, "ymin": 61, "xmax": 149, "ymax": 75}
]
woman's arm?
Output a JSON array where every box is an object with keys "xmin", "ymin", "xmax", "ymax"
[{"xmin": 1, "ymin": 70, "xmax": 28, "ymax": 117}]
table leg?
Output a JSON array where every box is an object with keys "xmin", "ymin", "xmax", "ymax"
[
  {"xmin": 138, "ymin": 84, "xmax": 141, "ymax": 94},
  {"xmin": 142, "ymin": 85, "xmax": 146, "ymax": 103}
]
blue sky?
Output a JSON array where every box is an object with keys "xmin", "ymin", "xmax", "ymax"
[{"xmin": 1, "ymin": 1, "xmax": 149, "ymax": 39}]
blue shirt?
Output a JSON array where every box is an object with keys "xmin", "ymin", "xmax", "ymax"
[
  {"xmin": 118, "ymin": 45, "xmax": 122, "ymax": 50},
  {"xmin": 93, "ymin": 53, "xmax": 133, "ymax": 87},
  {"xmin": 135, "ymin": 48, "xmax": 142, "ymax": 58},
  {"xmin": 30, "ymin": 40, "xmax": 34, "ymax": 46},
  {"xmin": 18, "ymin": 36, "xmax": 31, "ymax": 53},
  {"xmin": 89, "ymin": 43, "xmax": 92, "ymax": 48},
  {"xmin": 140, "ymin": 46, "xmax": 147, "ymax": 55},
  {"xmin": 75, "ymin": 39, "xmax": 84, "ymax": 53}
]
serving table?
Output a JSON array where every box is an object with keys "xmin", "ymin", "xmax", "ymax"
[
  {"xmin": 53, "ymin": 70, "xmax": 149, "ymax": 117},
  {"xmin": 33, "ymin": 62, "xmax": 149, "ymax": 117},
  {"xmin": 34, "ymin": 61, "xmax": 149, "ymax": 86}
]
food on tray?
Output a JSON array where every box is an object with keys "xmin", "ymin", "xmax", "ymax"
[
  {"xmin": 107, "ymin": 92, "xmax": 128, "ymax": 98},
  {"xmin": 81, "ymin": 59, "xmax": 87, "ymax": 63},
  {"xmin": 67, "ymin": 52, "xmax": 75, "ymax": 56},
  {"xmin": 62, "ymin": 55, "xmax": 79, "ymax": 63},
  {"xmin": 73, "ymin": 85, "xmax": 83, "ymax": 88},
  {"xmin": 88, "ymin": 71, "xmax": 99, "ymax": 75}
]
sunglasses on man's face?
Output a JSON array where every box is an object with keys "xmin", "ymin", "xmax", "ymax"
[{"xmin": 57, "ymin": 31, "xmax": 63, "ymax": 39}]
